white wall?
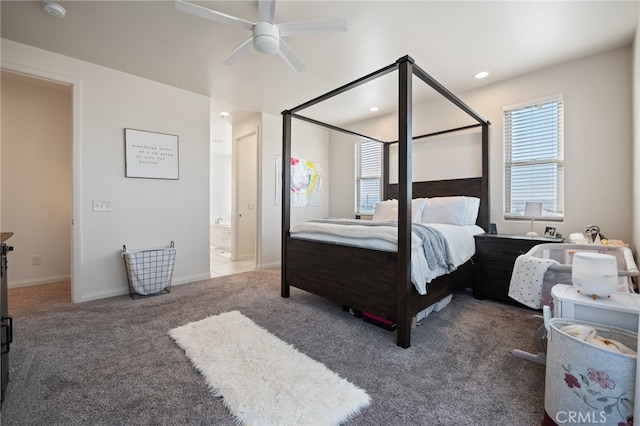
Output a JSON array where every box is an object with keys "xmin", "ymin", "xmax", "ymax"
[
  {"xmin": 468, "ymin": 46, "xmax": 633, "ymax": 243},
  {"xmin": 1, "ymin": 72, "xmax": 72, "ymax": 285},
  {"xmin": 633, "ymin": 10, "xmax": 640, "ymax": 259},
  {"xmin": 259, "ymin": 112, "xmax": 283, "ymax": 269},
  {"xmin": 289, "ymin": 121, "xmax": 330, "ymax": 226},
  {"xmin": 210, "ymin": 111, "xmax": 232, "ymax": 225},
  {"xmin": 330, "ymin": 46, "xmax": 634, "ymax": 244},
  {"xmin": 328, "ymin": 131, "xmax": 357, "ymax": 218},
  {"xmin": 1, "ymin": 39, "xmax": 211, "ymax": 302},
  {"xmin": 209, "ymin": 152, "xmax": 231, "ymax": 224}
]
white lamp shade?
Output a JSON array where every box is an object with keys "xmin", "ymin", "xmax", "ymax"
[{"xmin": 524, "ymin": 201, "xmax": 543, "ymax": 218}]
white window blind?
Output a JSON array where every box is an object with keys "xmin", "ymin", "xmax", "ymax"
[
  {"xmin": 355, "ymin": 140, "xmax": 382, "ymax": 214},
  {"xmin": 504, "ymin": 95, "xmax": 564, "ymax": 220}
]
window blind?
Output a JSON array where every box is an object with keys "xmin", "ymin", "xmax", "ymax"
[
  {"xmin": 504, "ymin": 96, "xmax": 564, "ymax": 220},
  {"xmin": 356, "ymin": 140, "xmax": 382, "ymax": 214}
]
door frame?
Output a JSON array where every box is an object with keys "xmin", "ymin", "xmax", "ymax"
[{"xmin": 1, "ymin": 62, "xmax": 81, "ymax": 303}]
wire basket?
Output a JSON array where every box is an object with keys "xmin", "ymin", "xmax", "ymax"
[{"xmin": 122, "ymin": 241, "xmax": 176, "ymax": 299}]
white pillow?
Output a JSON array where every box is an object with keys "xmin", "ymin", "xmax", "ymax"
[
  {"xmin": 421, "ymin": 196, "xmax": 480, "ymax": 225},
  {"xmin": 372, "ymin": 199, "xmax": 397, "ymax": 221},
  {"xmin": 411, "ymin": 198, "xmax": 427, "ymax": 222},
  {"xmin": 371, "ymin": 198, "xmax": 426, "ymax": 222}
]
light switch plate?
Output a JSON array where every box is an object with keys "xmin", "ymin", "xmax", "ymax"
[{"xmin": 92, "ymin": 200, "xmax": 112, "ymax": 212}]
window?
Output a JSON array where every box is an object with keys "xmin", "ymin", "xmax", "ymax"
[
  {"xmin": 504, "ymin": 95, "xmax": 564, "ymax": 220},
  {"xmin": 355, "ymin": 140, "xmax": 382, "ymax": 215}
]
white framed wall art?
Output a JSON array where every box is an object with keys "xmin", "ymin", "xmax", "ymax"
[{"xmin": 124, "ymin": 128, "xmax": 179, "ymax": 180}]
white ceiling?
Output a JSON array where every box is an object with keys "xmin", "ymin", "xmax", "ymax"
[{"xmin": 1, "ymin": 1, "xmax": 638, "ymax": 125}]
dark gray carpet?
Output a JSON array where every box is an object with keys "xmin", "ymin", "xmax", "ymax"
[{"xmin": 0, "ymin": 269, "xmax": 545, "ymax": 425}]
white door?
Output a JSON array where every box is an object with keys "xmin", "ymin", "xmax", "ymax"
[{"xmin": 235, "ymin": 132, "xmax": 257, "ymax": 261}]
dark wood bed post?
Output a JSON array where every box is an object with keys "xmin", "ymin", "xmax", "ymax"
[
  {"xmin": 382, "ymin": 143, "xmax": 390, "ymax": 197},
  {"xmin": 481, "ymin": 122, "xmax": 490, "ymax": 230},
  {"xmin": 396, "ymin": 55, "xmax": 414, "ymax": 348},
  {"xmin": 281, "ymin": 111, "xmax": 292, "ymax": 298}
]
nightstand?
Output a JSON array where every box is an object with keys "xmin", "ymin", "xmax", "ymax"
[{"xmin": 473, "ymin": 233, "xmax": 561, "ymax": 303}]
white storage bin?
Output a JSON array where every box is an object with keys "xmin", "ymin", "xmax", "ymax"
[{"xmin": 544, "ymin": 317, "xmax": 636, "ymax": 426}]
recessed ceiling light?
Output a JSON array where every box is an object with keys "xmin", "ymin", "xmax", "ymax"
[
  {"xmin": 220, "ymin": 111, "xmax": 230, "ymax": 118},
  {"xmin": 369, "ymin": 106, "xmax": 379, "ymax": 112},
  {"xmin": 474, "ymin": 71, "xmax": 489, "ymax": 79},
  {"xmin": 42, "ymin": 1, "xmax": 66, "ymax": 18}
]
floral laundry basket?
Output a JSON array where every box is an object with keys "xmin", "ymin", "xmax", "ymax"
[{"xmin": 544, "ymin": 317, "xmax": 637, "ymax": 426}]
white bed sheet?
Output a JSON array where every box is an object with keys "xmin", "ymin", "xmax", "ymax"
[{"xmin": 289, "ymin": 220, "xmax": 484, "ymax": 295}]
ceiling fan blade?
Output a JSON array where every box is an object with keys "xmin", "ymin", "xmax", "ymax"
[
  {"xmin": 278, "ymin": 19, "xmax": 347, "ymax": 37},
  {"xmin": 222, "ymin": 36, "xmax": 254, "ymax": 65},
  {"xmin": 278, "ymin": 39, "xmax": 305, "ymax": 72},
  {"xmin": 258, "ymin": 0, "xmax": 276, "ymax": 24},
  {"xmin": 175, "ymin": 0, "xmax": 254, "ymax": 31}
]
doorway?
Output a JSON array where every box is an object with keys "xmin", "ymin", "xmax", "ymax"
[
  {"xmin": 0, "ymin": 70, "xmax": 75, "ymax": 300},
  {"xmin": 209, "ymin": 117, "xmax": 256, "ymax": 277}
]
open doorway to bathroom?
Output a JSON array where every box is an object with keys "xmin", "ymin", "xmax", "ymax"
[{"xmin": 209, "ymin": 110, "xmax": 255, "ymax": 277}]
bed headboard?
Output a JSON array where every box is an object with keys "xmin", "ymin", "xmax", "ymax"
[{"xmin": 385, "ymin": 177, "xmax": 489, "ymax": 232}]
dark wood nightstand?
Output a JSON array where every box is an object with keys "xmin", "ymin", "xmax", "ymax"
[{"xmin": 473, "ymin": 233, "xmax": 561, "ymax": 302}]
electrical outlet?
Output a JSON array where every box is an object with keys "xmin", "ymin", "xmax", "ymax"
[
  {"xmin": 32, "ymin": 255, "xmax": 41, "ymax": 266},
  {"xmin": 92, "ymin": 200, "xmax": 112, "ymax": 212}
]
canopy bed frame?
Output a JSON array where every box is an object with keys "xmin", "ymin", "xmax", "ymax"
[{"xmin": 281, "ymin": 55, "xmax": 490, "ymax": 348}]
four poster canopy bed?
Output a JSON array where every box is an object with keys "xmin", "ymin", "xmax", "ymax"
[{"xmin": 281, "ymin": 55, "xmax": 490, "ymax": 348}]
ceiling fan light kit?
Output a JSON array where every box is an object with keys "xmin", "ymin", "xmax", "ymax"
[
  {"xmin": 253, "ymin": 22, "xmax": 280, "ymax": 55},
  {"xmin": 175, "ymin": 0, "xmax": 347, "ymax": 72}
]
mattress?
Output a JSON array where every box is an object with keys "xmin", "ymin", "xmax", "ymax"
[{"xmin": 289, "ymin": 219, "xmax": 484, "ymax": 295}]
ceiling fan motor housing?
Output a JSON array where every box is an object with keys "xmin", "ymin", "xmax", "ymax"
[{"xmin": 253, "ymin": 22, "xmax": 280, "ymax": 55}]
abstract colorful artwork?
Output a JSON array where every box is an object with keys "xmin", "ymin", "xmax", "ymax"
[{"xmin": 290, "ymin": 157, "xmax": 321, "ymax": 207}]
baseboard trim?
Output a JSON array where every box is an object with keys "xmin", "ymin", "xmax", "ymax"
[
  {"xmin": 78, "ymin": 287, "xmax": 129, "ymax": 303},
  {"xmin": 9, "ymin": 274, "xmax": 72, "ymax": 289},
  {"xmin": 258, "ymin": 261, "xmax": 280, "ymax": 270},
  {"xmin": 77, "ymin": 273, "xmax": 210, "ymax": 303},
  {"xmin": 173, "ymin": 273, "xmax": 211, "ymax": 286}
]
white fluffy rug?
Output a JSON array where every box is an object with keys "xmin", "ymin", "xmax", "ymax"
[{"xmin": 169, "ymin": 310, "xmax": 371, "ymax": 425}]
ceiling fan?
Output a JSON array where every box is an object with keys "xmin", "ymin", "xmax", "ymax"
[{"xmin": 175, "ymin": 0, "xmax": 347, "ymax": 72}]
